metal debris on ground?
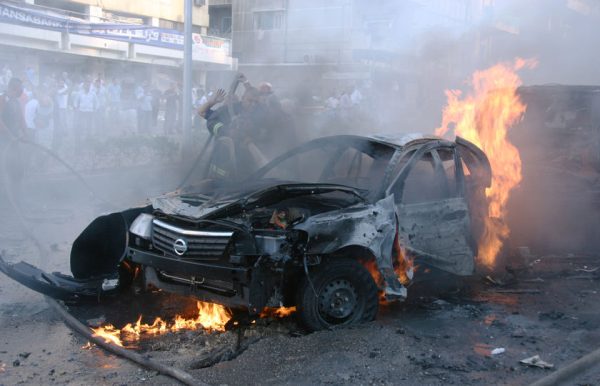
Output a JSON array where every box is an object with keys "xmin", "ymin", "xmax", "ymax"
[
  {"xmin": 520, "ymin": 355, "xmax": 554, "ymax": 369},
  {"xmin": 574, "ymin": 267, "xmax": 599, "ymax": 273},
  {"xmin": 485, "ymin": 275, "xmax": 504, "ymax": 286},
  {"xmin": 474, "ymin": 343, "xmax": 506, "ymax": 357},
  {"xmin": 491, "ymin": 348, "xmax": 505, "ymax": 355},
  {"xmin": 490, "ymin": 289, "xmax": 541, "ymax": 294},
  {"xmin": 86, "ymin": 317, "xmax": 106, "ymax": 327}
]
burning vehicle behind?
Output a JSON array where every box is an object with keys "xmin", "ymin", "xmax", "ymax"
[{"xmin": 1, "ymin": 134, "xmax": 491, "ymax": 331}]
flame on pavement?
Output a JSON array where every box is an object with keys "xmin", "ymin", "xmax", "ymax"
[
  {"xmin": 91, "ymin": 300, "xmax": 232, "ymax": 347},
  {"xmin": 259, "ymin": 306, "xmax": 297, "ymax": 318},
  {"xmin": 436, "ymin": 58, "xmax": 537, "ymax": 268}
]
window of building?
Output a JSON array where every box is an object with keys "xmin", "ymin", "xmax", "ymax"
[
  {"xmin": 221, "ymin": 17, "xmax": 232, "ymax": 34},
  {"xmin": 253, "ymin": 10, "xmax": 284, "ymax": 30},
  {"xmin": 209, "ymin": 5, "xmax": 232, "ymax": 37},
  {"xmin": 160, "ymin": 19, "xmax": 177, "ymax": 30}
]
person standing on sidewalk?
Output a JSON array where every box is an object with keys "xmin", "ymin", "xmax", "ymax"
[
  {"xmin": 73, "ymin": 78, "xmax": 98, "ymax": 148},
  {"xmin": 136, "ymin": 81, "xmax": 153, "ymax": 133},
  {"xmin": 54, "ymin": 78, "xmax": 69, "ymax": 151},
  {"xmin": 163, "ymin": 82, "xmax": 179, "ymax": 134},
  {"xmin": 0, "ymin": 77, "xmax": 28, "ymax": 200},
  {"xmin": 106, "ymin": 77, "xmax": 122, "ymax": 132}
]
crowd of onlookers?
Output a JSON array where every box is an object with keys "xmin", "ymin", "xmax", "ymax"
[
  {"xmin": 0, "ymin": 64, "xmax": 223, "ymax": 153},
  {"xmin": 0, "ymin": 62, "xmax": 378, "ymax": 156}
]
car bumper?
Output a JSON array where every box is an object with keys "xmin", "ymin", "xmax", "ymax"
[{"xmin": 127, "ymin": 247, "xmax": 260, "ymax": 311}]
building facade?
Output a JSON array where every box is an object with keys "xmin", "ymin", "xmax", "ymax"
[
  {"xmin": 0, "ymin": 0, "xmax": 234, "ymax": 90},
  {"xmin": 206, "ymin": 0, "xmax": 489, "ymax": 129}
]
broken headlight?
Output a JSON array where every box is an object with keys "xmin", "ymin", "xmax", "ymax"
[
  {"xmin": 254, "ymin": 233, "xmax": 287, "ymax": 255},
  {"xmin": 129, "ymin": 213, "xmax": 154, "ymax": 240}
]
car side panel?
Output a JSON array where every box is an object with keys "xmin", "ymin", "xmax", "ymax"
[{"xmin": 397, "ymin": 197, "xmax": 475, "ymax": 275}]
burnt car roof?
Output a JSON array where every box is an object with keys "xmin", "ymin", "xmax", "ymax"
[
  {"xmin": 312, "ymin": 133, "xmax": 449, "ymax": 150},
  {"xmin": 365, "ymin": 133, "xmax": 445, "ymax": 148}
]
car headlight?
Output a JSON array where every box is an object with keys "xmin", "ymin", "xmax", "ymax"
[{"xmin": 129, "ymin": 213, "xmax": 154, "ymax": 240}]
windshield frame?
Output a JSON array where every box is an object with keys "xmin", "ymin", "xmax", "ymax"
[{"xmin": 246, "ymin": 135, "xmax": 397, "ymax": 199}]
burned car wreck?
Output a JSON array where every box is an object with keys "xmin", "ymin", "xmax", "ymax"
[{"xmin": 0, "ymin": 134, "xmax": 491, "ymax": 331}]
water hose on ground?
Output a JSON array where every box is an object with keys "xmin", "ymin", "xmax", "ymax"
[
  {"xmin": 1, "ymin": 139, "xmax": 47, "ymax": 260},
  {"xmin": 1, "ymin": 139, "xmax": 205, "ymax": 384},
  {"xmin": 46, "ymin": 297, "xmax": 206, "ymax": 386},
  {"xmin": 177, "ymin": 135, "xmax": 214, "ymax": 190},
  {"xmin": 530, "ymin": 347, "xmax": 600, "ymax": 386}
]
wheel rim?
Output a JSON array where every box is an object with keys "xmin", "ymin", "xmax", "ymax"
[{"xmin": 318, "ymin": 279, "xmax": 358, "ymax": 322}]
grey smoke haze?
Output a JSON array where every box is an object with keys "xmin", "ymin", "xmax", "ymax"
[
  {"xmin": 224, "ymin": 0, "xmax": 600, "ymax": 138},
  {"xmin": 3, "ymin": 0, "xmax": 600, "ymax": 272}
]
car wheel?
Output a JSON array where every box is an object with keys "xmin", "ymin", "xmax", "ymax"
[{"xmin": 297, "ymin": 258, "xmax": 379, "ymax": 331}]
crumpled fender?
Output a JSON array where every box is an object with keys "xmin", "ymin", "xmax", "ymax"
[
  {"xmin": 294, "ymin": 195, "xmax": 397, "ymax": 273},
  {"xmin": 71, "ymin": 206, "xmax": 150, "ymax": 279}
]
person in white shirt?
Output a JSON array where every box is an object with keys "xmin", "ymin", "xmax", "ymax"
[
  {"xmin": 106, "ymin": 77, "xmax": 121, "ymax": 129},
  {"xmin": 350, "ymin": 86, "xmax": 363, "ymax": 106},
  {"xmin": 54, "ymin": 79, "xmax": 69, "ymax": 148},
  {"xmin": 34, "ymin": 94, "xmax": 54, "ymax": 149},
  {"xmin": 24, "ymin": 94, "xmax": 39, "ymax": 133},
  {"xmin": 73, "ymin": 79, "xmax": 97, "ymax": 147},
  {"xmin": 136, "ymin": 82, "xmax": 153, "ymax": 133},
  {"xmin": 93, "ymin": 78, "xmax": 107, "ymax": 136}
]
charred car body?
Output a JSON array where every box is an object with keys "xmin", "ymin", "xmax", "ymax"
[{"xmin": 0, "ymin": 134, "xmax": 491, "ymax": 331}]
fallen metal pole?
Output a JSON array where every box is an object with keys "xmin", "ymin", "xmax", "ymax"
[
  {"xmin": 46, "ymin": 297, "xmax": 207, "ymax": 386},
  {"xmin": 530, "ymin": 346, "xmax": 600, "ymax": 386}
]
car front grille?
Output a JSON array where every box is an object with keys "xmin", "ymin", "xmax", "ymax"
[{"xmin": 151, "ymin": 219, "xmax": 233, "ymax": 261}]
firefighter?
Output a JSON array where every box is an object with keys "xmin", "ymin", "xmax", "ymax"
[{"xmin": 198, "ymin": 73, "xmax": 268, "ymax": 179}]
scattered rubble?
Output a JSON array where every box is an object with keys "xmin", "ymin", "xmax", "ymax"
[
  {"xmin": 520, "ymin": 355, "xmax": 554, "ymax": 369},
  {"xmin": 491, "ymin": 348, "xmax": 506, "ymax": 355}
]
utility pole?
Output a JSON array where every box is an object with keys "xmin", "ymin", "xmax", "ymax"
[{"xmin": 183, "ymin": 0, "xmax": 193, "ymax": 146}]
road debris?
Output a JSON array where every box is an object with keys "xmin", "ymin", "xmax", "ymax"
[
  {"xmin": 485, "ymin": 275, "xmax": 504, "ymax": 286},
  {"xmin": 575, "ymin": 267, "xmax": 599, "ymax": 273},
  {"xmin": 489, "ymin": 289, "xmax": 541, "ymax": 294},
  {"xmin": 522, "ymin": 278, "xmax": 545, "ymax": 283},
  {"xmin": 474, "ymin": 343, "xmax": 506, "ymax": 357},
  {"xmin": 520, "ymin": 355, "xmax": 554, "ymax": 369},
  {"xmin": 86, "ymin": 317, "xmax": 106, "ymax": 327}
]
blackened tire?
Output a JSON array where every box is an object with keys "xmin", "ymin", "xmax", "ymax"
[{"xmin": 297, "ymin": 258, "xmax": 379, "ymax": 331}]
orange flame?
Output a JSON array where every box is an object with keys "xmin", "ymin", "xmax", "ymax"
[
  {"xmin": 393, "ymin": 233, "xmax": 414, "ymax": 285},
  {"xmin": 436, "ymin": 58, "xmax": 537, "ymax": 268},
  {"xmin": 81, "ymin": 342, "xmax": 95, "ymax": 350},
  {"xmin": 91, "ymin": 324, "xmax": 124, "ymax": 346},
  {"xmin": 91, "ymin": 301, "xmax": 231, "ymax": 347},
  {"xmin": 259, "ymin": 306, "xmax": 297, "ymax": 318},
  {"xmin": 362, "ymin": 259, "xmax": 383, "ymax": 286}
]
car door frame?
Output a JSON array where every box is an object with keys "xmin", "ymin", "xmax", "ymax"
[{"xmin": 385, "ymin": 140, "xmax": 476, "ymax": 276}]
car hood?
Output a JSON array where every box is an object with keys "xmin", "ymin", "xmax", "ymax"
[{"xmin": 151, "ymin": 179, "xmax": 368, "ymax": 220}]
